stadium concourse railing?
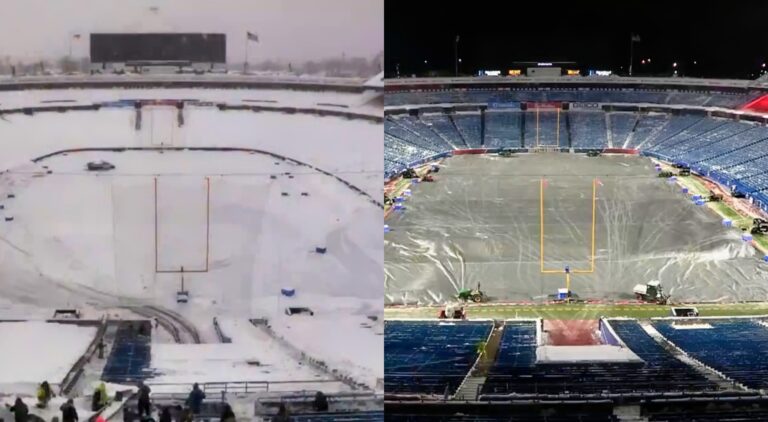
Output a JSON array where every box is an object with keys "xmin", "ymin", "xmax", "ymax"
[
  {"xmin": 146, "ymin": 379, "xmax": 344, "ymax": 397},
  {"xmin": 0, "ymin": 100, "xmax": 382, "ymax": 124},
  {"xmin": 0, "ymin": 73, "xmax": 376, "ymax": 93}
]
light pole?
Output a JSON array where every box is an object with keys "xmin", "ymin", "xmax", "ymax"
[
  {"xmin": 454, "ymin": 35, "xmax": 460, "ymax": 76},
  {"xmin": 629, "ymin": 34, "xmax": 640, "ymax": 76}
]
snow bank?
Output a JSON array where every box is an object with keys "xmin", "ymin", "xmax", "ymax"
[
  {"xmin": 150, "ymin": 318, "xmax": 346, "ymax": 393},
  {"xmin": 0, "ymin": 322, "xmax": 96, "ymax": 390}
]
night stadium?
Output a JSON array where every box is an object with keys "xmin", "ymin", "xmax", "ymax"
[{"xmin": 383, "ymin": 1, "xmax": 768, "ymax": 421}]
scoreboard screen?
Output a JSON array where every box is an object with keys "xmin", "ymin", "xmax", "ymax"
[{"xmin": 90, "ymin": 33, "xmax": 226, "ymax": 63}]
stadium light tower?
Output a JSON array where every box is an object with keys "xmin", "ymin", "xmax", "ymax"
[
  {"xmin": 628, "ymin": 33, "xmax": 641, "ymax": 76},
  {"xmin": 454, "ymin": 35, "xmax": 460, "ymax": 76}
]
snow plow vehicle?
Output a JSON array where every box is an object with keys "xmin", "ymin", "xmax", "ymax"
[{"xmin": 633, "ymin": 281, "xmax": 668, "ymax": 304}]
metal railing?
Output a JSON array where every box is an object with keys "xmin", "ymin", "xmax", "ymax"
[{"xmin": 146, "ymin": 379, "xmax": 342, "ymax": 395}]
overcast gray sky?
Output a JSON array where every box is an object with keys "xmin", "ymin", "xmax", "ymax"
[{"xmin": 0, "ymin": 0, "xmax": 382, "ymax": 63}]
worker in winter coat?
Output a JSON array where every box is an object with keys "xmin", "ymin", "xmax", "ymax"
[
  {"xmin": 219, "ymin": 403, "xmax": 235, "ymax": 422},
  {"xmin": 137, "ymin": 381, "xmax": 151, "ymax": 418},
  {"xmin": 36, "ymin": 381, "xmax": 54, "ymax": 408},
  {"xmin": 178, "ymin": 407, "xmax": 193, "ymax": 422},
  {"xmin": 185, "ymin": 383, "xmax": 205, "ymax": 415},
  {"xmin": 60, "ymin": 399, "xmax": 78, "ymax": 422},
  {"xmin": 96, "ymin": 383, "xmax": 109, "ymax": 408},
  {"xmin": 271, "ymin": 403, "xmax": 289, "ymax": 422},
  {"xmin": 158, "ymin": 406, "xmax": 171, "ymax": 422},
  {"xmin": 91, "ymin": 388, "xmax": 101, "ymax": 412},
  {"xmin": 312, "ymin": 392, "xmax": 328, "ymax": 412},
  {"xmin": 7, "ymin": 397, "xmax": 29, "ymax": 422}
]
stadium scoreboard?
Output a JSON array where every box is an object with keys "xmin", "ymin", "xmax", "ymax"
[{"xmin": 90, "ymin": 33, "xmax": 226, "ymax": 63}]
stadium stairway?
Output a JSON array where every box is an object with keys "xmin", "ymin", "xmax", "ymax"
[
  {"xmin": 453, "ymin": 323, "xmax": 505, "ymax": 401},
  {"xmin": 474, "ymin": 323, "xmax": 504, "ymax": 376},
  {"xmin": 453, "ymin": 376, "xmax": 486, "ymax": 401}
]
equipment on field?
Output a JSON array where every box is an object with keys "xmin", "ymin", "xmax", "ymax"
[
  {"xmin": 439, "ymin": 303, "xmax": 466, "ymax": 320},
  {"xmin": 176, "ymin": 267, "xmax": 189, "ymax": 303},
  {"xmin": 498, "ymin": 149, "xmax": 516, "ymax": 157},
  {"xmin": 586, "ymin": 150, "xmax": 601, "ymax": 157},
  {"xmin": 708, "ymin": 191, "xmax": 723, "ymax": 202},
  {"xmin": 401, "ymin": 168, "xmax": 418, "ymax": 179},
  {"xmin": 422, "ymin": 174, "xmax": 435, "ymax": 182},
  {"xmin": 633, "ymin": 280, "xmax": 667, "ymax": 304},
  {"xmin": 678, "ymin": 168, "xmax": 691, "ymax": 176},
  {"xmin": 671, "ymin": 307, "xmax": 699, "ymax": 317},
  {"xmin": 86, "ymin": 161, "xmax": 115, "ymax": 171},
  {"xmin": 732, "ymin": 190, "xmax": 746, "ymax": 198},
  {"xmin": 52, "ymin": 309, "xmax": 81, "ymax": 320},
  {"xmin": 285, "ymin": 306, "xmax": 314, "ymax": 316},
  {"xmin": 751, "ymin": 218, "xmax": 768, "ymax": 235},
  {"xmin": 658, "ymin": 170, "xmax": 674, "ymax": 178},
  {"xmin": 457, "ymin": 283, "xmax": 487, "ymax": 303}
]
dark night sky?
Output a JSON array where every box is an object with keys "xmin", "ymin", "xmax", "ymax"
[{"xmin": 385, "ymin": 1, "xmax": 768, "ymax": 79}]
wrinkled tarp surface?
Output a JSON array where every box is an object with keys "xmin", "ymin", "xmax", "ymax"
[{"xmin": 385, "ymin": 154, "xmax": 768, "ymax": 304}]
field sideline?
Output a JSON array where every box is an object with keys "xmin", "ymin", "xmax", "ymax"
[{"xmin": 385, "ymin": 302, "xmax": 768, "ymax": 319}]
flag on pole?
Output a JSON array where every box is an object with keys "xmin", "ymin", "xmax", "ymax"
[
  {"xmin": 247, "ymin": 32, "xmax": 259, "ymax": 42},
  {"xmin": 595, "ymin": 178, "xmax": 604, "ymax": 187},
  {"xmin": 631, "ymin": 34, "xmax": 641, "ymax": 42}
]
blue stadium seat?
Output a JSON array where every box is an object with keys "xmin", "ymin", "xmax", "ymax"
[
  {"xmin": 481, "ymin": 320, "xmax": 717, "ymax": 398},
  {"xmin": 385, "ymin": 320, "xmax": 493, "ymax": 395},
  {"xmin": 451, "ymin": 114, "xmax": 483, "ymax": 147},
  {"xmin": 607, "ymin": 113, "xmax": 637, "ymax": 148},
  {"xmin": 653, "ymin": 319, "xmax": 768, "ymax": 390},
  {"xmin": 102, "ymin": 321, "xmax": 154, "ymax": 384},
  {"xmin": 485, "ymin": 111, "xmax": 522, "ymax": 148},
  {"xmin": 569, "ymin": 111, "xmax": 608, "ymax": 149}
]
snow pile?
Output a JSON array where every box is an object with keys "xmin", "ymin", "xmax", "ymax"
[
  {"xmin": 0, "ymin": 322, "xmax": 96, "ymax": 392},
  {"xmin": 265, "ymin": 296, "xmax": 384, "ymax": 391},
  {"xmin": 150, "ymin": 318, "xmax": 346, "ymax": 393}
]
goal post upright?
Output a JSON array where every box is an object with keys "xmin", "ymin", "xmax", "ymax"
[
  {"xmin": 154, "ymin": 175, "xmax": 211, "ymax": 274},
  {"xmin": 540, "ymin": 177, "xmax": 598, "ymax": 274}
]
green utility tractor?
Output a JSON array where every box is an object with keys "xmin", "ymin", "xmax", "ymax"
[{"xmin": 457, "ymin": 284, "xmax": 487, "ymax": 303}]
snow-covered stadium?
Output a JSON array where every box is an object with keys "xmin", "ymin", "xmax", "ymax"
[
  {"xmin": 384, "ymin": 76, "xmax": 768, "ymax": 421},
  {"xmin": 0, "ymin": 73, "xmax": 384, "ymax": 421}
]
